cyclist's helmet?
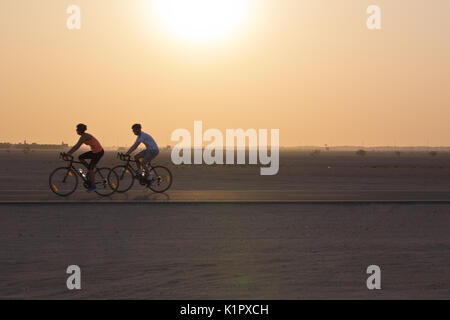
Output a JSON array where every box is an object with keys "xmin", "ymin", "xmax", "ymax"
[{"xmin": 132, "ymin": 123, "xmax": 141, "ymax": 130}]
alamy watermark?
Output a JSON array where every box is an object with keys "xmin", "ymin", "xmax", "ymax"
[
  {"xmin": 170, "ymin": 121, "xmax": 279, "ymax": 176},
  {"xmin": 66, "ymin": 5, "xmax": 382, "ymax": 31},
  {"xmin": 367, "ymin": 5, "xmax": 382, "ymax": 30},
  {"xmin": 66, "ymin": 5, "xmax": 81, "ymax": 30},
  {"xmin": 66, "ymin": 265, "xmax": 81, "ymax": 290},
  {"xmin": 366, "ymin": 265, "xmax": 381, "ymax": 290}
]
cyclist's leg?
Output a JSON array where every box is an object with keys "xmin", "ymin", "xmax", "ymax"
[
  {"xmin": 142, "ymin": 159, "xmax": 150, "ymax": 176},
  {"xmin": 134, "ymin": 150, "xmax": 145, "ymax": 173},
  {"xmin": 79, "ymin": 151, "xmax": 92, "ymax": 170},
  {"xmin": 88, "ymin": 163, "xmax": 95, "ymax": 186},
  {"xmin": 87, "ymin": 150, "xmax": 104, "ymax": 185},
  {"xmin": 143, "ymin": 149, "xmax": 159, "ymax": 178}
]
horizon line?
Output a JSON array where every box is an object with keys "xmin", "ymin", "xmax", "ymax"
[{"xmin": 2, "ymin": 142, "xmax": 450, "ymax": 150}]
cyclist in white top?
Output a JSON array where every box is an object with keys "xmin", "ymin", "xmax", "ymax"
[{"xmin": 126, "ymin": 124, "xmax": 159, "ymax": 182}]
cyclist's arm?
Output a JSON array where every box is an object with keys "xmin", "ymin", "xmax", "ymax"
[
  {"xmin": 67, "ymin": 134, "xmax": 88, "ymax": 155},
  {"xmin": 125, "ymin": 139, "xmax": 140, "ymax": 155}
]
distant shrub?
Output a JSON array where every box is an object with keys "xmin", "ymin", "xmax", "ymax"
[
  {"xmin": 356, "ymin": 149, "xmax": 367, "ymax": 156},
  {"xmin": 429, "ymin": 151, "xmax": 438, "ymax": 157},
  {"xmin": 310, "ymin": 149, "xmax": 321, "ymax": 156}
]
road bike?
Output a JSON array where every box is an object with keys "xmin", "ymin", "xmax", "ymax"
[
  {"xmin": 112, "ymin": 153, "xmax": 172, "ymax": 193},
  {"xmin": 49, "ymin": 153, "xmax": 119, "ymax": 197}
]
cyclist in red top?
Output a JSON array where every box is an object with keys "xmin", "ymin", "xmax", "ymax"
[{"xmin": 65, "ymin": 123, "xmax": 104, "ymax": 192}]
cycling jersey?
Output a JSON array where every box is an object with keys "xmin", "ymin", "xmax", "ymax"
[
  {"xmin": 84, "ymin": 135, "xmax": 103, "ymax": 153},
  {"xmin": 134, "ymin": 132, "xmax": 159, "ymax": 152}
]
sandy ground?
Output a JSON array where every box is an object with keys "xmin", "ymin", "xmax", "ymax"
[
  {"xmin": 1, "ymin": 149, "xmax": 450, "ymax": 201},
  {"xmin": 0, "ymin": 150, "xmax": 449, "ymax": 299},
  {"xmin": 0, "ymin": 203, "xmax": 449, "ymax": 299}
]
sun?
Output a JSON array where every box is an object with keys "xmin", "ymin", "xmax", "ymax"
[{"xmin": 153, "ymin": 0, "xmax": 250, "ymax": 43}]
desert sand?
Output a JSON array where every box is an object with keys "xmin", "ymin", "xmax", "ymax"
[
  {"xmin": 1, "ymin": 149, "xmax": 450, "ymax": 201},
  {"xmin": 0, "ymin": 150, "xmax": 449, "ymax": 299},
  {"xmin": 1, "ymin": 203, "xmax": 449, "ymax": 299}
]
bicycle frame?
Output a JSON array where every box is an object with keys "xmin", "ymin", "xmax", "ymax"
[
  {"xmin": 60, "ymin": 154, "xmax": 107, "ymax": 186},
  {"xmin": 117, "ymin": 153, "xmax": 156, "ymax": 174},
  {"xmin": 59, "ymin": 156, "xmax": 88, "ymax": 182},
  {"xmin": 115, "ymin": 152, "xmax": 172, "ymax": 193},
  {"xmin": 50, "ymin": 152, "xmax": 118, "ymax": 197},
  {"xmin": 119, "ymin": 157, "xmax": 138, "ymax": 176}
]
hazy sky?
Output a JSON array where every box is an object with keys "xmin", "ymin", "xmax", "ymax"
[{"xmin": 2, "ymin": 0, "xmax": 450, "ymax": 147}]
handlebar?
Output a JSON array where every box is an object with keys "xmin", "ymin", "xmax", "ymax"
[
  {"xmin": 60, "ymin": 152, "xmax": 74, "ymax": 161},
  {"xmin": 117, "ymin": 152, "xmax": 131, "ymax": 161}
]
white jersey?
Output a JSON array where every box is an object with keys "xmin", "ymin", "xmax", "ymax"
[{"xmin": 135, "ymin": 131, "xmax": 158, "ymax": 151}]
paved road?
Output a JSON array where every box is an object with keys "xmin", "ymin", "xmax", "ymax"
[{"xmin": 1, "ymin": 189, "xmax": 450, "ymax": 202}]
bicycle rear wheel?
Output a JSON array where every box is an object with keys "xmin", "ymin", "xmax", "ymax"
[
  {"xmin": 49, "ymin": 167, "xmax": 78, "ymax": 197},
  {"xmin": 94, "ymin": 167, "xmax": 119, "ymax": 196},
  {"xmin": 111, "ymin": 165, "xmax": 135, "ymax": 193},
  {"xmin": 148, "ymin": 166, "xmax": 172, "ymax": 193}
]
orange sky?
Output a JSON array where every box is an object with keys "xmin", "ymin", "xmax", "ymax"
[{"xmin": 2, "ymin": 0, "xmax": 450, "ymax": 147}]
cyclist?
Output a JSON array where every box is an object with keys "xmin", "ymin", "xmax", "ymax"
[
  {"xmin": 125, "ymin": 123, "xmax": 159, "ymax": 185},
  {"xmin": 64, "ymin": 123, "xmax": 104, "ymax": 192}
]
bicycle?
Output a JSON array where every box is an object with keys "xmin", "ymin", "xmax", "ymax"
[
  {"xmin": 49, "ymin": 153, "xmax": 119, "ymax": 197},
  {"xmin": 112, "ymin": 152, "xmax": 172, "ymax": 193}
]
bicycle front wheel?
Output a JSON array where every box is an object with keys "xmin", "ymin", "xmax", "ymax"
[
  {"xmin": 49, "ymin": 167, "xmax": 78, "ymax": 197},
  {"xmin": 148, "ymin": 166, "xmax": 172, "ymax": 193},
  {"xmin": 111, "ymin": 165, "xmax": 135, "ymax": 193},
  {"xmin": 94, "ymin": 167, "xmax": 119, "ymax": 197}
]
